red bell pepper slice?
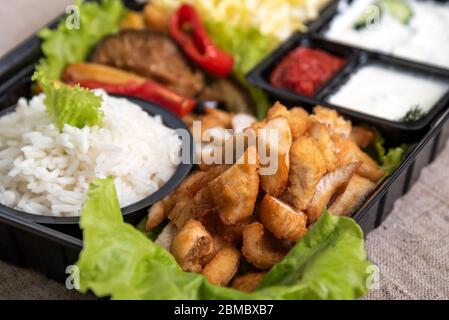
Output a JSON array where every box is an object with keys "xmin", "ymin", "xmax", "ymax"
[
  {"xmin": 169, "ymin": 4, "xmax": 234, "ymax": 77},
  {"xmin": 68, "ymin": 80, "xmax": 196, "ymax": 118}
]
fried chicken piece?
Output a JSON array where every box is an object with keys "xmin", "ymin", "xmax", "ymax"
[
  {"xmin": 350, "ymin": 126, "xmax": 375, "ymax": 148},
  {"xmin": 219, "ymin": 220, "xmax": 251, "ymax": 245},
  {"xmin": 155, "ymin": 222, "xmax": 178, "ymax": 251},
  {"xmin": 259, "ymin": 116, "xmax": 292, "ymax": 196},
  {"xmin": 267, "ymin": 102, "xmax": 310, "ymax": 139},
  {"xmin": 287, "ymin": 136, "xmax": 327, "ymax": 211},
  {"xmin": 259, "ymin": 194, "xmax": 307, "ymax": 242},
  {"xmin": 250, "ymin": 120, "xmax": 267, "ymax": 132},
  {"xmin": 312, "ymin": 106, "xmax": 352, "ymax": 138},
  {"xmin": 308, "ymin": 123, "xmax": 337, "ymax": 172},
  {"xmin": 170, "ymin": 220, "xmax": 213, "ymax": 272},
  {"xmin": 202, "ymin": 246, "xmax": 241, "ymax": 286},
  {"xmin": 208, "ymin": 146, "xmax": 259, "ymax": 225},
  {"xmin": 190, "ymin": 108, "xmax": 233, "ymax": 142},
  {"xmin": 242, "ymin": 222, "xmax": 287, "ymax": 270},
  {"xmin": 332, "ymin": 135, "xmax": 385, "ymax": 182},
  {"xmin": 146, "ymin": 201, "xmax": 166, "ymax": 231},
  {"xmin": 165, "ymin": 171, "xmax": 207, "ymax": 228},
  {"xmin": 289, "ymin": 107, "xmax": 311, "ymax": 139},
  {"xmin": 167, "ymin": 165, "xmax": 230, "ymax": 228},
  {"xmin": 307, "ymin": 162, "xmax": 361, "ymax": 224},
  {"xmin": 232, "ymin": 114, "xmax": 256, "ymax": 133},
  {"xmin": 201, "ymin": 108, "xmax": 233, "ymax": 132},
  {"xmin": 267, "ymin": 101, "xmax": 290, "ymax": 119},
  {"xmin": 329, "ymin": 174, "xmax": 376, "ymax": 216},
  {"xmin": 201, "ymin": 234, "xmax": 227, "ymax": 265},
  {"xmin": 231, "ymin": 272, "xmax": 266, "ymax": 292}
]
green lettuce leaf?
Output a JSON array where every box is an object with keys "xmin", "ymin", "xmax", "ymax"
[
  {"xmin": 370, "ymin": 130, "xmax": 408, "ymax": 175},
  {"xmin": 204, "ymin": 20, "xmax": 277, "ymax": 119},
  {"xmin": 256, "ymin": 212, "xmax": 371, "ymax": 299},
  {"xmin": 33, "ymin": 71, "xmax": 103, "ymax": 131},
  {"xmin": 380, "ymin": 146, "xmax": 408, "ymax": 174},
  {"xmin": 77, "ymin": 178, "xmax": 372, "ymax": 300},
  {"xmin": 36, "ymin": 0, "xmax": 126, "ymax": 80}
]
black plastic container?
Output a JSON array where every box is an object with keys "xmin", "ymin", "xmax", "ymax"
[
  {"xmin": 247, "ymin": 33, "xmax": 449, "ymax": 134},
  {"xmin": 315, "ymin": 0, "xmax": 449, "ymax": 75},
  {"xmin": 1, "ymin": 0, "xmax": 449, "ymax": 286},
  {"xmin": 0, "ymin": 96, "xmax": 193, "ymax": 228}
]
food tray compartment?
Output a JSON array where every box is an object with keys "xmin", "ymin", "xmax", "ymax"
[
  {"xmin": 320, "ymin": 52, "xmax": 449, "ymax": 131},
  {"xmin": 1, "ymin": 0, "xmax": 449, "ymax": 284},
  {"xmin": 314, "ymin": 0, "xmax": 449, "ymax": 74},
  {"xmin": 247, "ymin": 33, "xmax": 359, "ymax": 105},
  {"xmin": 0, "ymin": 211, "xmax": 82, "ymax": 282},
  {"xmin": 248, "ymin": 32, "xmax": 449, "ymax": 135}
]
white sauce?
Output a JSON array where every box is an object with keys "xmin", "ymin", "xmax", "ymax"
[
  {"xmin": 328, "ymin": 64, "xmax": 448, "ymax": 121},
  {"xmin": 325, "ymin": 0, "xmax": 449, "ymax": 69}
]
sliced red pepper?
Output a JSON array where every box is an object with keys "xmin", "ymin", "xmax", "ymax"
[
  {"xmin": 68, "ymin": 80, "xmax": 196, "ymax": 117},
  {"xmin": 169, "ymin": 4, "xmax": 234, "ymax": 77}
]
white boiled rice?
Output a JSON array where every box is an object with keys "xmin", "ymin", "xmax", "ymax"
[{"xmin": 0, "ymin": 90, "xmax": 181, "ymax": 217}]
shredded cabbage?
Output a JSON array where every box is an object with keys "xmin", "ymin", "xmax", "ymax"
[{"xmin": 153, "ymin": 0, "xmax": 330, "ymax": 41}]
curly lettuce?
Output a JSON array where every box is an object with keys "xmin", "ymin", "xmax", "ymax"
[
  {"xmin": 33, "ymin": 71, "xmax": 103, "ymax": 131},
  {"xmin": 36, "ymin": 0, "xmax": 126, "ymax": 80},
  {"xmin": 77, "ymin": 178, "xmax": 373, "ymax": 300}
]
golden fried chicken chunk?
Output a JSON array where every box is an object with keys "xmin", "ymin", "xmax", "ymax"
[
  {"xmin": 332, "ymin": 135, "xmax": 385, "ymax": 182},
  {"xmin": 231, "ymin": 272, "xmax": 266, "ymax": 292},
  {"xmin": 146, "ymin": 200, "xmax": 168, "ymax": 231},
  {"xmin": 267, "ymin": 102, "xmax": 310, "ymax": 139},
  {"xmin": 288, "ymin": 107, "xmax": 311, "ymax": 139},
  {"xmin": 200, "ymin": 108, "xmax": 233, "ymax": 132},
  {"xmin": 329, "ymin": 174, "xmax": 377, "ymax": 216},
  {"xmin": 208, "ymin": 146, "xmax": 259, "ymax": 225},
  {"xmin": 242, "ymin": 222, "xmax": 287, "ymax": 270},
  {"xmin": 259, "ymin": 116, "xmax": 292, "ymax": 196},
  {"xmin": 202, "ymin": 246, "xmax": 241, "ymax": 286},
  {"xmin": 170, "ymin": 219, "xmax": 213, "ymax": 272},
  {"xmin": 308, "ymin": 123, "xmax": 337, "ymax": 172},
  {"xmin": 307, "ymin": 162, "xmax": 361, "ymax": 224},
  {"xmin": 259, "ymin": 194, "xmax": 307, "ymax": 242},
  {"xmin": 201, "ymin": 234, "xmax": 227, "ymax": 265},
  {"xmin": 167, "ymin": 165, "xmax": 230, "ymax": 228},
  {"xmin": 311, "ymin": 106, "xmax": 352, "ymax": 138},
  {"xmin": 287, "ymin": 136, "xmax": 327, "ymax": 211},
  {"xmin": 232, "ymin": 114, "xmax": 257, "ymax": 133},
  {"xmin": 350, "ymin": 126, "xmax": 375, "ymax": 148}
]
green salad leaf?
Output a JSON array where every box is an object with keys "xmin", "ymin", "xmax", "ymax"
[
  {"xmin": 77, "ymin": 178, "xmax": 372, "ymax": 300},
  {"xmin": 204, "ymin": 20, "xmax": 277, "ymax": 119},
  {"xmin": 36, "ymin": 0, "xmax": 126, "ymax": 80},
  {"xmin": 370, "ymin": 130, "xmax": 409, "ymax": 175},
  {"xmin": 33, "ymin": 71, "xmax": 103, "ymax": 131}
]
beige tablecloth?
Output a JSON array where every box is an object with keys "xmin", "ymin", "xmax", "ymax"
[{"xmin": 1, "ymin": 0, "xmax": 448, "ymax": 300}]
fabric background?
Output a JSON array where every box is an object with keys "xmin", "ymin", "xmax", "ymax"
[{"xmin": 0, "ymin": 0, "xmax": 448, "ymax": 300}]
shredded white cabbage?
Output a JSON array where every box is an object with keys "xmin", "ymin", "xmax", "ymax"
[{"xmin": 153, "ymin": 0, "xmax": 330, "ymax": 41}]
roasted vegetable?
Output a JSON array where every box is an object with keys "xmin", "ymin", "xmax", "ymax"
[{"xmin": 169, "ymin": 4, "xmax": 234, "ymax": 77}]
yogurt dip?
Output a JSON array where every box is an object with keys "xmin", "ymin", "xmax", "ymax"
[
  {"xmin": 325, "ymin": 0, "xmax": 449, "ymax": 69},
  {"xmin": 328, "ymin": 64, "xmax": 448, "ymax": 121}
]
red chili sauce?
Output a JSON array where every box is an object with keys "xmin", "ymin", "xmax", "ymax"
[{"xmin": 270, "ymin": 47, "xmax": 345, "ymax": 97}]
